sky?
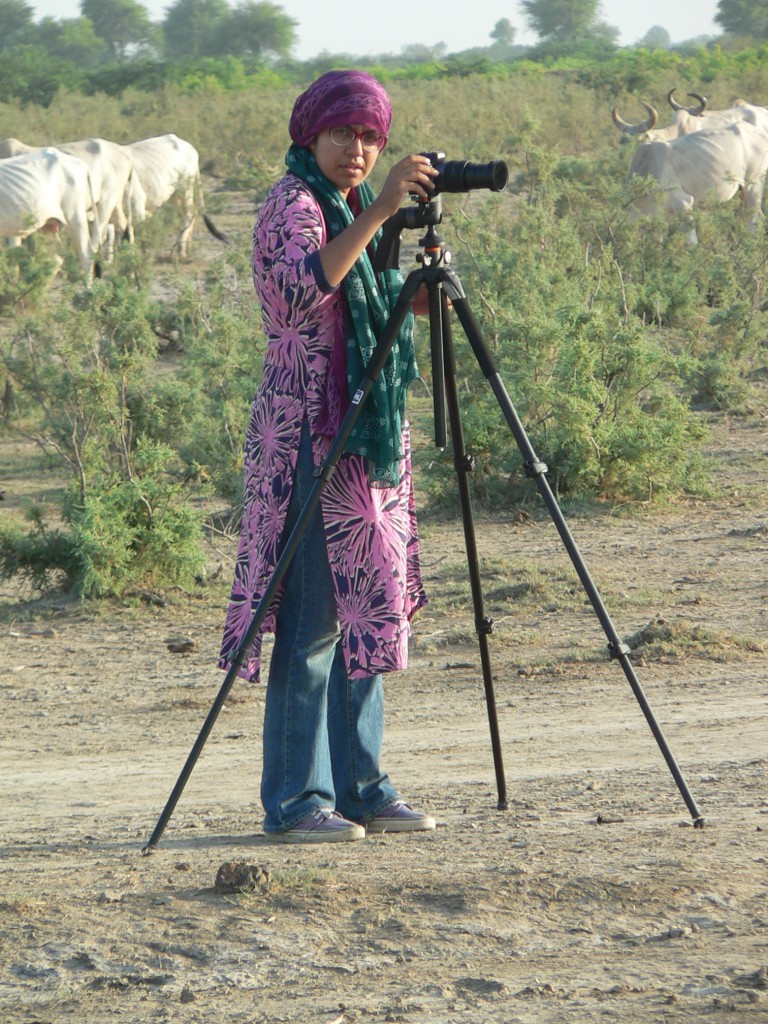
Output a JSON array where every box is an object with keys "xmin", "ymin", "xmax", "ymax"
[{"xmin": 28, "ymin": 1, "xmax": 723, "ymax": 59}]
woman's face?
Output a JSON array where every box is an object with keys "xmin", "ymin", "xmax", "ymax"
[{"xmin": 310, "ymin": 124, "xmax": 382, "ymax": 196}]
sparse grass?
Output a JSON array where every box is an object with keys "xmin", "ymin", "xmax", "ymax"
[
  {"xmin": 0, "ymin": 894, "xmax": 50, "ymax": 915},
  {"xmin": 624, "ymin": 617, "xmax": 765, "ymax": 661},
  {"xmin": 438, "ymin": 611, "xmax": 767, "ymax": 675},
  {"xmin": 267, "ymin": 864, "xmax": 334, "ymax": 894}
]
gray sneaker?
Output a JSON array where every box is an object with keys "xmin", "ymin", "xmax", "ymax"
[
  {"xmin": 365, "ymin": 801, "xmax": 436, "ymax": 834},
  {"xmin": 264, "ymin": 808, "xmax": 365, "ymax": 844}
]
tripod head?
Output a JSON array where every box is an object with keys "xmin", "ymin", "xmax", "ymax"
[{"xmin": 373, "ymin": 195, "xmax": 445, "ymax": 273}]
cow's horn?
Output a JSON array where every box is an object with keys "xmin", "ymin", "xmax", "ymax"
[
  {"xmin": 667, "ymin": 88, "xmax": 707, "ymax": 115},
  {"xmin": 686, "ymin": 91, "xmax": 707, "ymax": 115},
  {"xmin": 612, "ymin": 101, "xmax": 658, "ymax": 135}
]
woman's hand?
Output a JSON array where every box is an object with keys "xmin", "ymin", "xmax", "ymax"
[
  {"xmin": 411, "ymin": 284, "xmax": 430, "ymax": 316},
  {"xmin": 411, "ymin": 283, "xmax": 453, "ymax": 317},
  {"xmin": 372, "ymin": 154, "xmax": 439, "ymax": 219}
]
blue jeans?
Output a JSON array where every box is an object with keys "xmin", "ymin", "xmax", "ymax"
[{"xmin": 261, "ymin": 422, "xmax": 399, "ymax": 833}]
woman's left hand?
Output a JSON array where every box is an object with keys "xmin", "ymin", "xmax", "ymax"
[
  {"xmin": 411, "ymin": 284, "xmax": 430, "ymax": 316},
  {"xmin": 411, "ymin": 284, "xmax": 452, "ymax": 317}
]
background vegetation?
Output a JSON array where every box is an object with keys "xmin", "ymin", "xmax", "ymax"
[{"xmin": 1, "ymin": 3, "xmax": 767, "ymax": 597}]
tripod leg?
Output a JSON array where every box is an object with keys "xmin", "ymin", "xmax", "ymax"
[
  {"xmin": 438, "ymin": 290, "xmax": 508, "ymax": 810},
  {"xmin": 428, "ymin": 276, "xmax": 448, "ymax": 449},
  {"xmin": 449, "ymin": 291, "xmax": 704, "ymax": 828},
  {"xmin": 143, "ymin": 274, "xmax": 423, "ymax": 852}
]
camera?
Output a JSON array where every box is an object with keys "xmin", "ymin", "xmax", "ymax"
[{"xmin": 421, "ymin": 151, "xmax": 508, "ymax": 195}]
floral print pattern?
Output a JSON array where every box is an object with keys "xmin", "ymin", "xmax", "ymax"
[{"xmin": 219, "ymin": 175, "xmax": 427, "ymax": 682}]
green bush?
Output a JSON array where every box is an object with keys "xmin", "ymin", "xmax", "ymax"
[
  {"xmin": 411, "ymin": 164, "xmax": 706, "ymax": 507},
  {"xmin": 0, "ymin": 251, "xmax": 207, "ymax": 595},
  {"xmin": 0, "ymin": 502, "xmax": 82, "ymax": 592},
  {"xmin": 0, "ymin": 237, "xmax": 65, "ymax": 312},
  {"xmin": 0, "ymin": 450, "xmax": 205, "ymax": 598},
  {"xmin": 129, "ymin": 248, "xmax": 265, "ymax": 504},
  {"xmin": 61, "ymin": 439, "xmax": 205, "ymax": 597}
]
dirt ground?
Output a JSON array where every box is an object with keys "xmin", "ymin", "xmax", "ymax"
[{"xmin": 1, "ymin": 203, "xmax": 767, "ymax": 1024}]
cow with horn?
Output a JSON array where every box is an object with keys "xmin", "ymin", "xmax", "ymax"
[{"xmin": 622, "ymin": 118, "xmax": 768, "ymax": 246}]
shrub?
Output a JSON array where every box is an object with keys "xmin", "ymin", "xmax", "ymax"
[
  {"xmin": 0, "ymin": 238, "xmax": 60, "ymax": 313},
  {"xmin": 411, "ymin": 165, "xmax": 706, "ymax": 508},
  {"xmin": 0, "ymin": 502, "xmax": 82, "ymax": 592},
  {"xmin": 61, "ymin": 439, "xmax": 205, "ymax": 597},
  {"xmin": 0, "ymin": 251, "xmax": 207, "ymax": 595}
]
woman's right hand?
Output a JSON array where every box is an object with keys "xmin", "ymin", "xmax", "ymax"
[{"xmin": 373, "ymin": 154, "xmax": 439, "ymax": 218}]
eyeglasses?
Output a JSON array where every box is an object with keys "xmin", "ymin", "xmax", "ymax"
[{"xmin": 328, "ymin": 126, "xmax": 387, "ymax": 151}]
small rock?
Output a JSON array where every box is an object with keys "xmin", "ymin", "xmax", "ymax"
[
  {"xmin": 624, "ymin": 617, "xmax": 674, "ymax": 650},
  {"xmin": 99, "ymin": 890, "xmax": 124, "ymax": 903},
  {"xmin": 166, "ymin": 637, "xmax": 198, "ymax": 653},
  {"xmin": 214, "ymin": 860, "xmax": 270, "ymax": 894},
  {"xmin": 733, "ymin": 966, "xmax": 767, "ymax": 990}
]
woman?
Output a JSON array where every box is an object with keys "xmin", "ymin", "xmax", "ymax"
[{"xmin": 219, "ymin": 70, "xmax": 438, "ymax": 843}]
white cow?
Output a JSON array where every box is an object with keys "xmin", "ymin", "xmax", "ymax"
[
  {"xmin": 624, "ymin": 119, "xmax": 768, "ymax": 245},
  {"xmin": 0, "ymin": 135, "xmax": 138, "ymax": 260},
  {"xmin": 123, "ymin": 133, "xmax": 226, "ymax": 258},
  {"xmin": 55, "ymin": 138, "xmax": 137, "ymax": 260},
  {"xmin": 0, "ymin": 137, "xmax": 34, "ymax": 158},
  {"xmin": 0, "ymin": 148, "xmax": 101, "ymax": 276},
  {"xmin": 613, "ymin": 90, "xmax": 768, "ymax": 143}
]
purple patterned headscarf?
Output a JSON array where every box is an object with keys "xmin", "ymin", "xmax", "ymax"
[{"xmin": 289, "ymin": 70, "xmax": 392, "ymax": 148}]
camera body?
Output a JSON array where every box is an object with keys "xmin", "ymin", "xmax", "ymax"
[{"xmin": 421, "ymin": 151, "xmax": 508, "ymax": 195}]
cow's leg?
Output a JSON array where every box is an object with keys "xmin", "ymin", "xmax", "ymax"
[
  {"xmin": 110, "ymin": 203, "xmax": 132, "ymax": 246},
  {"xmin": 104, "ymin": 222, "xmax": 116, "ymax": 262},
  {"xmin": 668, "ymin": 192, "xmax": 698, "ymax": 246},
  {"xmin": 176, "ymin": 185, "xmax": 196, "ymax": 259},
  {"xmin": 66, "ymin": 214, "xmax": 96, "ymax": 280},
  {"xmin": 87, "ymin": 209, "xmax": 102, "ymax": 264},
  {"xmin": 743, "ymin": 180, "xmax": 766, "ymax": 230}
]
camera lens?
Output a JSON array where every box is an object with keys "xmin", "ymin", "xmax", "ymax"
[
  {"xmin": 436, "ymin": 159, "xmax": 508, "ymax": 193},
  {"xmin": 465, "ymin": 160, "xmax": 508, "ymax": 192},
  {"xmin": 419, "ymin": 152, "xmax": 509, "ymax": 195}
]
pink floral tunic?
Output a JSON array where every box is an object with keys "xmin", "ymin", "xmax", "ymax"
[{"xmin": 219, "ymin": 174, "xmax": 427, "ymax": 682}]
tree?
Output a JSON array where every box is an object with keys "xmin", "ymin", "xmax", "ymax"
[
  {"xmin": 490, "ymin": 17, "xmax": 516, "ymax": 46},
  {"xmin": 0, "ymin": 44, "xmax": 86, "ymax": 103},
  {"xmin": 637, "ymin": 25, "xmax": 672, "ymax": 49},
  {"xmin": 0, "ymin": 0, "xmax": 35, "ymax": 50},
  {"xmin": 79, "ymin": 0, "xmax": 153, "ymax": 60},
  {"xmin": 715, "ymin": 0, "xmax": 768, "ymax": 38},
  {"xmin": 35, "ymin": 16, "xmax": 107, "ymax": 66},
  {"xmin": 399, "ymin": 42, "xmax": 445, "ymax": 62},
  {"xmin": 203, "ymin": 1, "xmax": 296, "ymax": 59},
  {"xmin": 162, "ymin": 0, "xmax": 229, "ymax": 58},
  {"xmin": 590, "ymin": 20, "xmax": 620, "ymax": 45},
  {"xmin": 520, "ymin": 0, "xmax": 601, "ymax": 41}
]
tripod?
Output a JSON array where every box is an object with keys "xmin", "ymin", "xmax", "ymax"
[{"xmin": 144, "ymin": 195, "xmax": 703, "ymax": 852}]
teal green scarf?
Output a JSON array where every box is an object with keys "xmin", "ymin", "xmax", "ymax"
[{"xmin": 286, "ymin": 144, "xmax": 418, "ymax": 487}]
